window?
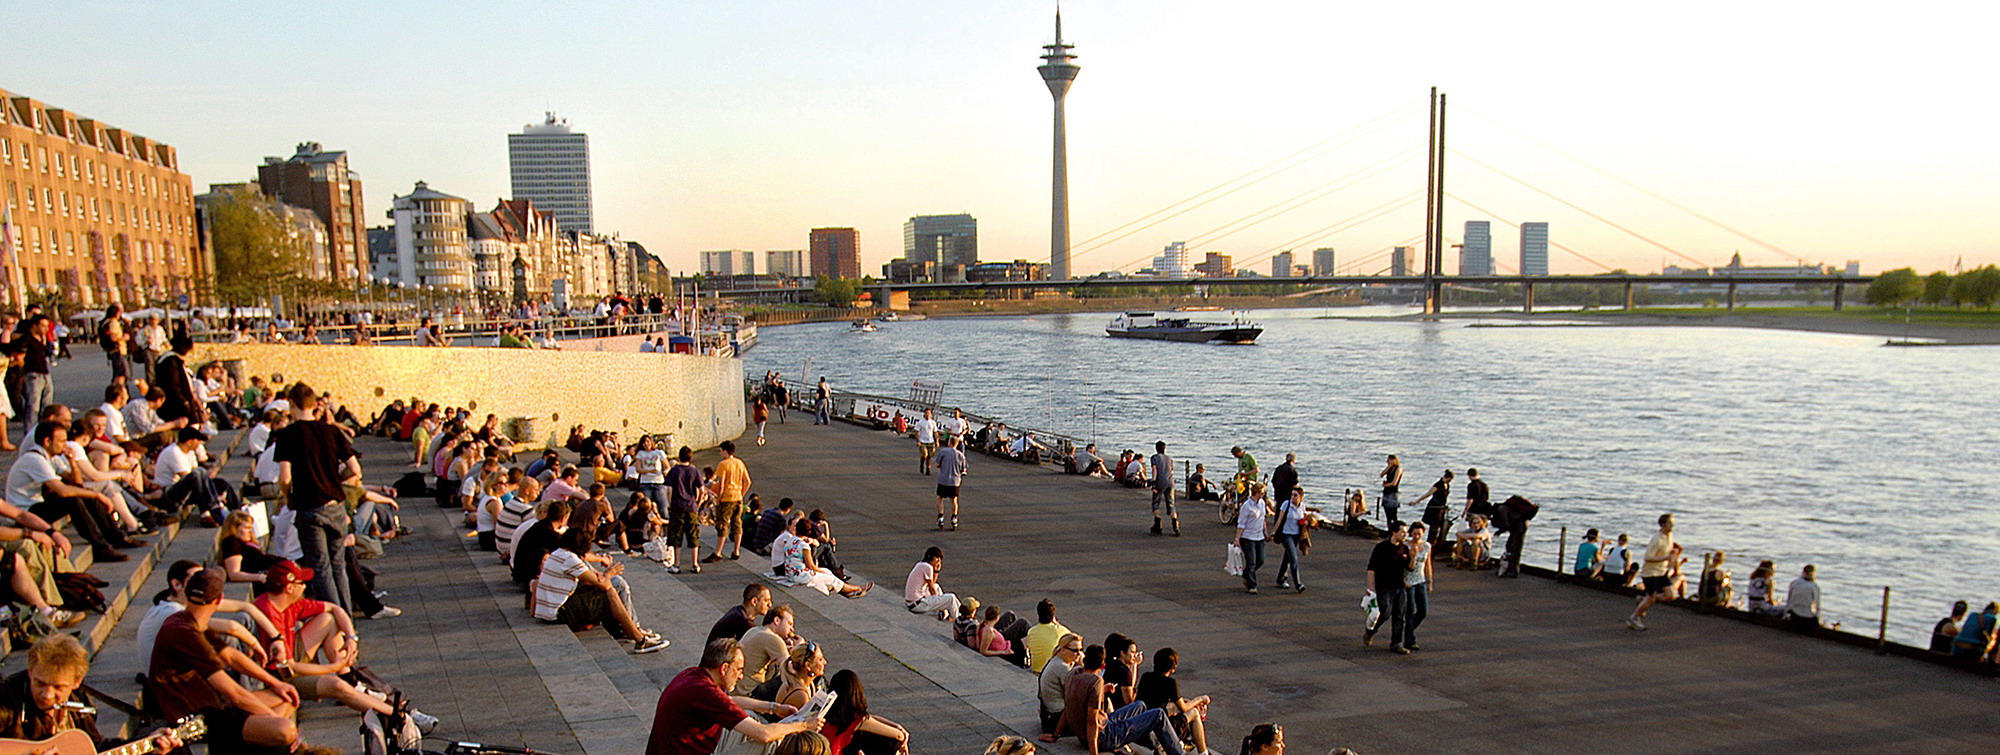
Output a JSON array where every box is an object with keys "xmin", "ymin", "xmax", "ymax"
[
  {"xmin": 64, "ymin": 231, "xmax": 75, "ymax": 256},
  {"xmin": 90, "ymin": 197, "xmax": 98, "ymax": 221},
  {"xmin": 0, "ymin": 139, "xmax": 8, "ymax": 165},
  {"xmin": 69, "ymin": 155, "xmax": 79, "ymax": 177},
  {"xmin": 58, "ymin": 192, "xmax": 67, "ymax": 217},
  {"xmin": 52, "ymin": 153, "xmax": 62, "ymax": 178}
]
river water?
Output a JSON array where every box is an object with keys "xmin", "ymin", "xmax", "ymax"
[{"xmin": 746, "ymin": 307, "xmax": 1999, "ymax": 642}]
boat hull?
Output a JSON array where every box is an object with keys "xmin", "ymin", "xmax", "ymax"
[{"xmin": 1106, "ymin": 326, "xmax": 1262, "ymax": 344}]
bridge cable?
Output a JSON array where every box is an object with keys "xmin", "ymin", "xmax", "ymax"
[
  {"xmin": 1448, "ymin": 149, "xmax": 1710, "ymax": 269},
  {"xmin": 1223, "ymin": 193, "xmax": 1427, "ymax": 274},
  {"xmin": 1443, "ymin": 192, "xmax": 1617, "ymax": 272}
]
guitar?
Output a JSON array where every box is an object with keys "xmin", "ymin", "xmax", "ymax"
[{"xmin": 0, "ymin": 714, "xmax": 205, "ymax": 755}]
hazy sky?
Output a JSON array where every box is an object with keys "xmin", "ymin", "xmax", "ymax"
[{"xmin": 13, "ymin": 1, "xmax": 1996, "ymax": 276}]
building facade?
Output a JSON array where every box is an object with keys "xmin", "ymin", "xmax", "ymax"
[
  {"xmin": 1193, "ymin": 251, "xmax": 1233, "ymax": 278},
  {"xmin": 387, "ymin": 181, "xmax": 471, "ymax": 289},
  {"xmin": 809, "ymin": 227, "xmax": 859, "ymax": 279},
  {"xmin": 1271, "ymin": 251, "xmax": 1295, "ymax": 278},
  {"xmin": 1461, "ymin": 220, "xmax": 1493, "ymax": 276},
  {"xmin": 508, "ymin": 113, "xmax": 593, "ymax": 233},
  {"xmin": 1520, "ymin": 222, "xmax": 1549, "ymax": 276},
  {"xmin": 256, "ymin": 142, "xmax": 367, "ymax": 281},
  {"xmin": 1312, "ymin": 247, "xmax": 1336, "ymax": 276},
  {"xmin": 699, "ymin": 250, "xmax": 755, "ymax": 277},
  {"xmin": 765, "ymin": 249, "xmax": 805, "ymax": 278},
  {"xmin": 903, "ymin": 213, "xmax": 978, "ymax": 268},
  {"xmin": 0, "ymin": 86, "xmax": 204, "ymax": 307},
  {"xmin": 1150, "ymin": 242, "xmax": 1192, "ymax": 278}
]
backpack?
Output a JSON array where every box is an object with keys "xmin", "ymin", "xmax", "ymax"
[{"xmin": 394, "ymin": 472, "xmax": 432, "ymax": 498}]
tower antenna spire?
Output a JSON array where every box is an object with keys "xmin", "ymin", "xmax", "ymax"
[{"xmin": 1039, "ymin": 7, "xmax": 1081, "ymax": 281}]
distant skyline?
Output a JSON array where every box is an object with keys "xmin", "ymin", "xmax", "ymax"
[{"xmin": 11, "ymin": 1, "xmax": 1996, "ymax": 277}]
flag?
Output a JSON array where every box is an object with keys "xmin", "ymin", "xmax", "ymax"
[{"xmin": 0, "ymin": 207, "xmax": 15, "ymax": 268}]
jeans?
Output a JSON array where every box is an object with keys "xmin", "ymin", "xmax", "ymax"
[
  {"xmin": 31, "ymin": 495, "xmax": 120, "ymax": 554},
  {"xmin": 20, "ymin": 373, "xmax": 52, "ymax": 429},
  {"xmin": 1381, "ymin": 586, "xmax": 1411, "ymax": 649},
  {"xmin": 1238, "ymin": 537, "xmax": 1266, "ymax": 590},
  {"xmin": 1406, "ymin": 582, "xmax": 1429, "ymax": 645},
  {"xmin": 107, "ymin": 350, "xmax": 129, "ymax": 381},
  {"xmin": 813, "ymin": 400, "xmax": 830, "ymax": 424},
  {"xmin": 295, "ymin": 503, "xmax": 353, "ymax": 610},
  {"xmin": 1100, "ymin": 702, "xmax": 1187, "ymax": 755},
  {"xmin": 158, "ymin": 469, "xmax": 225, "ymax": 522},
  {"xmin": 1151, "ymin": 486, "xmax": 1176, "ymax": 519},
  {"xmin": 1274, "ymin": 533, "xmax": 1303, "ymax": 587},
  {"xmin": 132, "ymin": 348, "xmax": 155, "ymax": 383}
]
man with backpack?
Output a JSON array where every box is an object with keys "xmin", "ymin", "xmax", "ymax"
[{"xmin": 1491, "ymin": 495, "xmax": 1537, "ymax": 579}]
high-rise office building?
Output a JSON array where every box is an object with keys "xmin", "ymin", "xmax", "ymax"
[
  {"xmin": 1312, "ymin": 248, "xmax": 1336, "ymax": 276},
  {"xmin": 0, "ymin": 86, "xmax": 205, "ymax": 307},
  {"xmin": 1151, "ymin": 242, "xmax": 1191, "ymax": 278},
  {"xmin": 1271, "ymin": 251, "xmax": 1294, "ymax": 278},
  {"xmin": 257, "ymin": 142, "xmax": 367, "ymax": 281},
  {"xmin": 508, "ymin": 112, "xmax": 592, "ymax": 233},
  {"xmin": 1461, "ymin": 220, "xmax": 1493, "ymax": 275},
  {"xmin": 903, "ymin": 213, "xmax": 978, "ymax": 268},
  {"xmin": 1520, "ymin": 222, "xmax": 1549, "ymax": 276},
  {"xmin": 1193, "ymin": 252, "xmax": 1233, "ymax": 278},
  {"xmin": 809, "ymin": 227, "xmax": 859, "ymax": 279},
  {"xmin": 699, "ymin": 250, "xmax": 755, "ymax": 277},
  {"xmin": 765, "ymin": 249, "xmax": 805, "ymax": 278},
  {"xmin": 1391, "ymin": 246, "xmax": 1410, "ymax": 276}
]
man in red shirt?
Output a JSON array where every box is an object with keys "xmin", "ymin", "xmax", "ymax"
[
  {"xmin": 645, "ymin": 638, "xmax": 821, "ymax": 755},
  {"xmin": 252, "ymin": 560, "xmax": 438, "ymax": 730},
  {"xmin": 146, "ymin": 566, "xmax": 300, "ymax": 751}
]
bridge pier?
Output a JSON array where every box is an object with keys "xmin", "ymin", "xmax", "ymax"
[
  {"xmin": 1523, "ymin": 282, "xmax": 1536, "ymax": 313},
  {"xmin": 1833, "ymin": 281, "xmax": 1846, "ymax": 311},
  {"xmin": 1726, "ymin": 282, "xmax": 1737, "ymax": 311},
  {"xmin": 1623, "ymin": 281, "xmax": 1635, "ymax": 311}
]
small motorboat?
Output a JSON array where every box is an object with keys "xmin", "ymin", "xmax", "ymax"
[
  {"xmin": 877, "ymin": 311, "xmax": 901, "ymax": 322},
  {"xmin": 849, "ymin": 319, "xmax": 878, "ymax": 333}
]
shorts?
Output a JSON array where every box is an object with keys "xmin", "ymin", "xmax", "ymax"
[
  {"xmin": 556, "ymin": 585, "xmax": 615, "ymax": 630},
  {"xmin": 936, "ymin": 484, "xmax": 960, "ymax": 498},
  {"xmin": 1150, "ymin": 486, "xmax": 1176, "ymax": 516},
  {"xmin": 1641, "ymin": 575, "xmax": 1672, "ymax": 595},
  {"xmin": 279, "ymin": 670, "xmax": 335, "ymax": 701},
  {"xmin": 196, "ymin": 706, "xmax": 259, "ymax": 753},
  {"xmin": 665, "ymin": 508, "xmax": 700, "ymax": 547},
  {"xmin": 713, "ymin": 499, "xmax": 744, "ymax": 538},
  {"xmin": 919, "ymin": 442, "xmax": 937, "ymax": 457}
]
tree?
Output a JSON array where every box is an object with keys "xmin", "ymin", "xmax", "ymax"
[
  {"xmin": 1864, "ymin": 267, "xmax": 1924, "ymax": 307},
  {"xmin": 813, "ymin": 276, "xmax": 861, "ymax": 307},
  {"xmin": 1949, "ymin": 265, "xmax": 2000, "ymax": 310},
  {"xmin": 206, "ymin": 186, "xmax": 310, "ymax": 306},
  {"xmin": 1922, "ymin": 271, "xmax": 1955, "ymax": 307}
]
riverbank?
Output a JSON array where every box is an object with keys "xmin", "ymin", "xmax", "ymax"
[
  {"xmin": 1395, "ymin": 307, "xmax": 2000, "ymax": 344},
  {"xmin": 904, "ymin": 292, "xmax": 1362, "ymax": 319}
]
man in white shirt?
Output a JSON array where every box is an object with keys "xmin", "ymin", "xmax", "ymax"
[
  {"xmin": 7, "ymin": 422, "xmax": 132, "ymax": 562},
  {"xmin": 1627, "ymin": 514, "xmax": 1679, "ymax": 631},
  {"xmin": 1785, "ymin": 564, "xmax": 1822, "ymax": 629},
  {"xmin": 97, "ymin": 384, "xmax": 131, "ymax": 442},
  {"xmin": 913, "ymin": 410, "xmax": 939, "ymax": 475},
  {"xmin": 413, "ymin": 317, "xmax": 444, "ymax": 347},
  {"xmin": 534, "ymin": 529, "xmax": 665, "ymax": 654},
  {"xmin": 902, "ymin": 546, "xmax": 958, "ymax": 621},
  {"xmin": 1036, "ymin": 633, "xmax": 1082, "ymax": 742},
  {"xmin": 155, "ymin": 428, "xmax": 227, "ymax": 523}
]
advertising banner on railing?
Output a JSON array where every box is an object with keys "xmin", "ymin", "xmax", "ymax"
[{"xmin": 853, "ymin": 398, "xmax": 929, "ymax": 425}]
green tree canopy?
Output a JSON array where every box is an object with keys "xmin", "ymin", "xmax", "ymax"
[
  {"xmin": 1949, "ymin": 265, "xmax": 2000, "ymax": 309},
  {"xmin": 206, "ymin": 186, "xmax": 310, "ymax": 306},
  {"xmin": 813, "ymin": 275, "xmax": 862, "ymax": 307},
  {"xmin": 1922, "ymin": 271, "xmax": 1955, "ymax": 306},
  {"xmin": 1864, "ymin": 267, "xmax": 1924, "ymax": 307}
]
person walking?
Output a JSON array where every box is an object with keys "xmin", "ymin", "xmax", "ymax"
[
  {"xmin": 934, "ymin": 436, "xmax": 968, "ymax": 530},
  {"xmin": 10, "ymin": 316, "xmax": 54, "ymax": 429},
  {"xmin": 1379, "ymin": 455, "xmax": 1403, "ymax": 528},
  {"xmin": 99, "ymin": 304, "xmax": 131, "ymax": 387},
  {"xmin": 813, "ymin": 378, "xmax": 832, "ymax": 425},
  {"xmin": 1627, "ymin": 513, "xmax": 1679, "ymax": 631},
  {"xmin": 1416, "ymin": 470, "xmax": 1454, "ymax": 545},
  {"xmin": 702, "ymin": 441, "xmax": 751, "ymax": 563},
  {"xmin": 1462, "ymin": 467, "xmax": 1492, "ymax": 522},
  {"xmin": 751, "ymin": 398, "xmax": 769, "ymax": 446},
  {"xmin": 914, "ymin": 409, "xmax": 939, "ymax": 475},
  {"xmin": 1235, "ymin": 484, "xmax": 1269, "ymax": 594},
  {"xmin": 1270, "ymin": 453, "xmax": 1298, "ymax": 507},
  {"xmin": 1364, "ymin": 522, "xmax": 1411, "ymax": 653},
  {"xmin": 1272, "ymin": 487, "xmax": 1307, "ymax": 592},
  {"xmin": 1404, "ymin": 521, "xmax": 1434, "ymax": 650},
  {"xmin": 1148, "ymin": 441, "xmax": 1179, "ymax": 536}
]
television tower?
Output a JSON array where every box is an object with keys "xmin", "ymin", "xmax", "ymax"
[{"xmin": 1038, "ymin": 10, "xmax": 1080, "ymax": 281}]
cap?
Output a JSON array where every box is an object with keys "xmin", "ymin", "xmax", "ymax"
[
  {"xmin": 176, "ymin": 427, "xmax": 210, "ymax": 444},
  {"xmin": 264, "ymin": 560, "xmax": 315, "ymax": 592},
  {"xmin": 184, "ymin": 566, "xmax": 227, "ymax": 605}
]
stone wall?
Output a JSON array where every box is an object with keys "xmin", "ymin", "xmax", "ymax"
[{"xmin": 195, "ymin": 343, "xmax": 745, "ymax": 451}]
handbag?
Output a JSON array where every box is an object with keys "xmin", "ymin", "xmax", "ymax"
[{"xmin": 1224, "ymin": 542, "xmax": 1244, "ymax": 577}]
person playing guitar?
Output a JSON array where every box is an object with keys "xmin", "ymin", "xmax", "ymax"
[{"xmin": 0, "ymin": 635, "xmax": 184, "ymax": 753}]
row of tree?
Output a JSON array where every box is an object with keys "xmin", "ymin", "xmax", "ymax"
[{"xmin": 1865, "ymin": 267, "xmax": 2000, "ymax": 308}]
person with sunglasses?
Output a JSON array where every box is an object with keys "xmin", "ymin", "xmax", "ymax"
[{"xmin": 1036, "ymin": 633, "xmax": 1083, "ymax": 742}]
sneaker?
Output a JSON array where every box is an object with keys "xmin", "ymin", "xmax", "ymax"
[
  {"xmin": 1406, "ymin": 644, "xmax": 1421, "ymax": 652},
  {"xmin": 47, "ymin": 609, "xmax": 85, "ymax": 629},
  {"xmin": 409, "ymin": 709, "xmax": 440, "ymax": 734},
  {"xmin": 1246, "ymin": 587, "xmax": 1259, "ymax": 595},
  {"xmin": 937, "ymin": 514, "xmax": 946, "ymax": 530},
  {"xmin": 631, "ymin": 636, "xmax": 670, "ymax": 654},
  {"xmin": 1625, "ymin": 616, "xmax": 1646, "ymax": 631},
  {"xmin": 637, "ymin": 629, "xmax": 664, "ymax": 644},
  {"xmin": 1392, "ymin": 646, "xmax": 1411, "ymax": 655},
  {"xmin": 666, "ymin": 565, "xmax": 682, "ymax": 575},
  {"xmin": 950, "ymin": 516, "xmax": 958, "ymax": 531},
  {"xmin": 1295, "ymin": 583, "xmax": 1307, "ymax": 594},
  {"xmin": 1149, "ymin": 525, "xmax": 1163, "ymax": 536},
  {"xmin": 1363, "ymin": 628, "xmax": 1377, "ymax": 647},
  {"xmin": 700, "ymin": 554, "xmax": 722, "ymax": 564},
  {"xmin": 368, "ymin": 606, "xmax": 403, "ymax": 620}
]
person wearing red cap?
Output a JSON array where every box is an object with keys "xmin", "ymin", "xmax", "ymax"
[
  {"xmin": 146, "ymin": 565, "xmax": 300, "ymax": 751},
  {"xmin": 252, "ymin": 560, "xmax": 438, "ymax": 731}
]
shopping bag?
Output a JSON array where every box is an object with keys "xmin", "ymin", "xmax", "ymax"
[
  {"xmin": 246, "ymin": 500, "xmax": 272, "ymax": 541},
  {"xmin": 1361, "ymin": 590, "xmax": 1380, "ymax": 630},
  {"xmin": 1224, "ymin": 542, "xmax": 1244, "ymax": 577},
  {"xmin": 643, "ymin": 536, "xmax": 676, "ymax": 566}
]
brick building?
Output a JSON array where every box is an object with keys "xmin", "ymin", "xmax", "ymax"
[
  {"xmin": 0, "ymin": 86, "xmax": 204, "ymax": 308},
  {"xmin": 809, "ymin": 227, "xmax": 859, "ymax": 279},
  {"xmin": 257, "ymin": 142, "xmax": 367, "ymax": 281}
]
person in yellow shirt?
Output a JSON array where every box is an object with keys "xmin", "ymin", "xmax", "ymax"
[
  {"xmin": 703, "ymin": 440, "xmax": 752, "ymax": 563},
  {"xmin": 1023, "ymin": 599, "xmax": 1073, "ymax": 674}
]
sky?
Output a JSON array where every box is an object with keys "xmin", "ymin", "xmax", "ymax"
[{"xmin": 11, "ymin": 1, "xmax": 1998, "ymax": 277}]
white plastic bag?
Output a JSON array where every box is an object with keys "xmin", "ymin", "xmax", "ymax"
[
  {"xmin": 1361, "ymin": 590, "xmax": 1381, "ymax": 630},
  {"xmin": 643, "ymin": 536, "xmax": 676, "ymax": 567},
  {"xmin": 1225, "ymin": 542, "xmax": 1244, "ymax": 576}
]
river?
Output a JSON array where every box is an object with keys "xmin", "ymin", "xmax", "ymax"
[{"xmin": 745, "ymin": 306, "xmax": 1999, "ymax": 643}]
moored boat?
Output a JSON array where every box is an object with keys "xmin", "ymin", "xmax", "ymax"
[{"xmin": 1106, "ymin": 312, "xmax": 1261, "ymax": 343}]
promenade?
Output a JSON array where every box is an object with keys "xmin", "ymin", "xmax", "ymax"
[{"xmin": 40, "ymin": 355, "xmax": 2000, "ymax": 753}]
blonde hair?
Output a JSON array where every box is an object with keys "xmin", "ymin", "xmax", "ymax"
[
  {"xmin": 985, "ymin": 735, "xmax": 1037, "ymax": 755},
  {"xmin": 216, "ymin": 509, "xmax": 258, "ymax": 552},
  {"xmin": 772, "ymin": 731, "xmax": 831, "ymax": 755},
  {"xmin": 781, "ymin": 642, "xmax": 822, "ymax": 688},
  {"xmin": 27, "ymin": 634, "xmax": 88, "ymax": 681}
]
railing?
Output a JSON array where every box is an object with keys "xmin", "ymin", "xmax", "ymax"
[{"xmin": 745, "ymin": 380, "xmax": 1089, "ymax": 462}]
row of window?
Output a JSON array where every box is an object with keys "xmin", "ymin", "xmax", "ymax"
[
  {"xmin": 4, "ymin": 181, "xmax": 186, "ymax": 232},
  {"xmin": 0, "ymin": 138, "xmax": 184, "ymax": 201},
  {"xmin": 13, "ymin": 226, "xmax": 175, "ymax": 266}
]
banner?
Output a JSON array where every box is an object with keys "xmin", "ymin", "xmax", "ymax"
[{"xmin": 852, "ymin": 398, "xmax": 929, "ymax": 425}]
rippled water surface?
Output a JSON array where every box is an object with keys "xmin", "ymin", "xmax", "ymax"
[{"xmin": 746, "ymin": 307, "xmax": 2000, "ymax": 641}]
